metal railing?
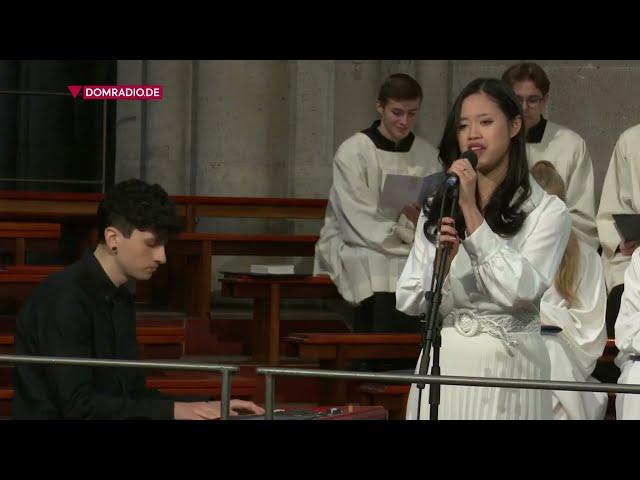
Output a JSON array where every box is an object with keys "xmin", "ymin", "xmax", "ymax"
[
  {"xmin": 256, "ymin": 366, "xmax": 640, "ymax": 420},
  {"xmin": 0, "ymin": 354, "xmax": 238, "ymax": 419},
  {"xmin": 3, "ymin": 355, "xmax": 639, "ymax": 420}
]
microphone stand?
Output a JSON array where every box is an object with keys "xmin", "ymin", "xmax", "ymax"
[{"xmin": 415, "ymin": 183, "xmax": 459, "ymax": 420}]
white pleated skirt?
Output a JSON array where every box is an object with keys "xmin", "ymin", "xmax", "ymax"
[{"xmin": 405, "ymin": 327, "xmax": 553, "ymax": 420}]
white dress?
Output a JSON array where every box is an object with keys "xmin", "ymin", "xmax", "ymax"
[
  {"xmin": 396, "ymin": 178, "xmax": 571, "ymax": 419},
  {"xmin": 614, "ymin": 249, "xmax": 640, "ymax": 419},
  {"xmin": 540, "ymin": 239, "xmax": 608, "ymax": 420},
  {"xmin": 314, "ymin": 125, "xmax": 440, "ymax": 305},
  {"xmin": 526, "ymin": 120, "xmax": 598, "ymax": 250},
  {"xmin": 596, "ymin": 124, "xmax": 640, "ymax": 292}
]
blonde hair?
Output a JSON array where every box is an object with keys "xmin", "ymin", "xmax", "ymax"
[{"xmin": 530, "ymin": 160, "xmax": 580, "ymax": 307}]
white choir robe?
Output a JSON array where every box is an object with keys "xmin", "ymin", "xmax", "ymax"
[
  {"xmin": 397, "ymin": 178, "xmax": 571, "ymax": 419},
  {"xmin": 314, "ymin": 130, "xmax": 440, "ymax": 304},
  {"xmin": 527, "ymin": 120, "xmax": 598, "ymax": 250},
  {"xmin": 540, "ymin": 239, "xmax": 608, "ymax": 420},
  {"xmin": 596, "ymin": 124, "xmax": 640, "ymax": 292},
  {"xmin": 614, "ymin": 248, "xmax": 640, "ymax": 419}
]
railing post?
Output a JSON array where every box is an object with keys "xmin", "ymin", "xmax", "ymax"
[
  {"xmin": 220, "ymin": 370, "xmax": 231, "ymax": 420},
  {"xmin": 265, "ymin": 374, "xmax": 275, "ymax": 420}
]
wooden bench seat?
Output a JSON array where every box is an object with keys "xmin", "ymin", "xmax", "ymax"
[
  {"xmin": 283, "ymin": 332, "xmax": 421, "ymax": 404},
  {"xmin": 0, "ymin": 222, "xmax": 60, "ymax": 239},
  {"xmin": 0, "ymin": 265, "xmax": 63, "ymax": 274},
  {"xmin": 0, "ymin": 329, "xmax": 13, "ymax": 355},
  {"xmin": 284, "ymin": 332, "xmax": 421, "ymax": 367},
  {"xmin": 0, "ymin": 266, "xmax": 63, "ymax": 308},
  {"xmin": 136, "ymin": 317, "xmax": 187, "ymax": 359},
  {"xmin": 219, "ymin": 274, "xmax": 340, "ymax": 365},
  {"xmin": 0, "ymin": 222, "xmax": 61, "ymax": 265},
  {"xmin": 359, "ymin": 383, "xmax": 410, "ymax": 420},
  {"xmin": 145, "ymin": 370, "xmax": 256, "ymax": 399},
  {"xmin": 0, "ymin": 386, "xmax": 13, "ymax": 419}
]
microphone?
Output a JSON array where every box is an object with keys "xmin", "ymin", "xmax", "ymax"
[
  {"xmin": 422, "ymin": 149, "xmax": 479, "ymax": 239},
  {"xmin": 444, "ymin": 150, "xmax": 478, "ymax": 189}
]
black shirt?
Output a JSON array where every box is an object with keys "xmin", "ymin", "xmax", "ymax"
[{"xmin": 14, "ymin": 249, "xmax": 174, "ymax": 419}]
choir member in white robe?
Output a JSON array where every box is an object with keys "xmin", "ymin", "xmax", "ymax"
[
  {"xmin": 502, "ymin": 62, "xmax": 598, "ymax": 250},
  {"xmin": 397, "ymin": 78, "xmax": 570, "ymax": 420},
  {"xmin": 531, "ymin": 160, "xmax": 608, "ymax": 420},
  {"xmin": 614, "ymin": 249, "xmax": 640, "ymax": 419},
  {"xmin": 314, "ymin": 73, "xmax": 440, "ymax": 334},
  {"xmin": 596, "ymin": 124, "xmax": 640, "ymax": 294}
]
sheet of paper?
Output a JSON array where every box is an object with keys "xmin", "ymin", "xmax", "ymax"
[{"xmin": 380, "ymin": 172, "xmax": 447, "ymax": 214}]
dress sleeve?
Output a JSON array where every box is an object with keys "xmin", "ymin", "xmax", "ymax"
[{"xmin": 461, "ymin": 198, "xmax": 571, "ymax": 312}]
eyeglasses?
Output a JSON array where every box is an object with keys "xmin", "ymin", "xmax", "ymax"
[{"xmin": 516, "ymin": 95, "xmax": 544, "ymax": 106}]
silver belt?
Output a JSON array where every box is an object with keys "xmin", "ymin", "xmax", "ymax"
[{"xmin": 442, "ymin": 308, "xmax": 539, "ymax": 351}]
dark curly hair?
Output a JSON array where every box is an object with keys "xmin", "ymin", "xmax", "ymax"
[
  {"xmin": 424, "ymin": 78, "xmax": 531, "ymax": 243},
  {"xmin": 97, "ymin": 179, "xmax": 181, "ymax": 244}
]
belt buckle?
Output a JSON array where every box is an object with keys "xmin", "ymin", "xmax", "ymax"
[{"xmin": 453, "ymin": 309, "xmax": 481, "ymax": 337}]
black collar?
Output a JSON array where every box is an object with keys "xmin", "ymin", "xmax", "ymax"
[
  {"xmin": 361, "ymin": 120, "xmax": 415, "ymax": 152},
  {"xmin": 526, "ymin": 116, "xmax": 547, "ymax": 144},
  {"xmin": 80, "ymin": 249, "xmax": 131, "ymax": 305}
]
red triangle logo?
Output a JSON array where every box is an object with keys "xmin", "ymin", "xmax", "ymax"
[{"xmin": 67, "ymin": 85, "xmax": 82, "ymax": 99}]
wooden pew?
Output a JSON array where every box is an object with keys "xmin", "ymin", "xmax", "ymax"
[
  {"xmin": 136, "ymin": 317, "xmax": 187, "ymax": 359},
  {"xmin": 0, "ymin": 191, "xmax": 327, "ymax": 233},
  {"xmin": 0, "ymin": 265, "xmax": 63, "ymax": 305},
  {"xmin": 284, "ymin": 332, "xmax": 421, "ymax": 368},
  {"xmin": 0, "ymin": 265, "xmax": 63, "ymax": 274},
  {"xmin": 219, "ymin": 273, "xmax": 340, "ymax": 365},
  {"xmin": 359, "ymin": 383, "xmax": 410, "ymax": 420},
  {"xmin": 0, "ymin": 386, "xmax": 13, "ymax": 419},
  {"xmin": 160, "ymin": 233, "xmax": 320, "ymax": 318},
  {"xmin": 0, "ymin": 222, "xmax": 61, "ymax": 265},
  {"xmin": 283, "ymin": 332, "xmax": 421, "ymax": 404},
  {"xmin": 145, "ymin": 371, "xmax": 256, "ymax": 399},
  {"xmin": 0, "ymin": 329, "xmax": 13, "ymax": 355},
  {"xmin": 1, "ymin": 191, "xmax": 330, "ymax": 358},
  {"xmin": 146, "ymin": 234, "xmax": 322, "ymax": 355},
  {"xmin": 0, "ymin": 192, "xmax": 327, "ymax": 298}
]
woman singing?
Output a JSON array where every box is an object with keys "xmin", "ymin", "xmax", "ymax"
[{"xmin": 396, "ymin": 78, "xmax": 571, "ymax": 419}]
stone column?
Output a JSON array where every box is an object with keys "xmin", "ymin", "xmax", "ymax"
[
  {"xmin": 415, "ymin": 60, "xmax": 451, "ymax": 148},
  {"xmin": 115, "ymin": 60, "xmax": 144, "ymax": 183}
]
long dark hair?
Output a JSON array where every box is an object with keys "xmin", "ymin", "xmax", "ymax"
[{"xmin": 423, "ymin": 78, "xmax": 531, "ymax": 242}]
